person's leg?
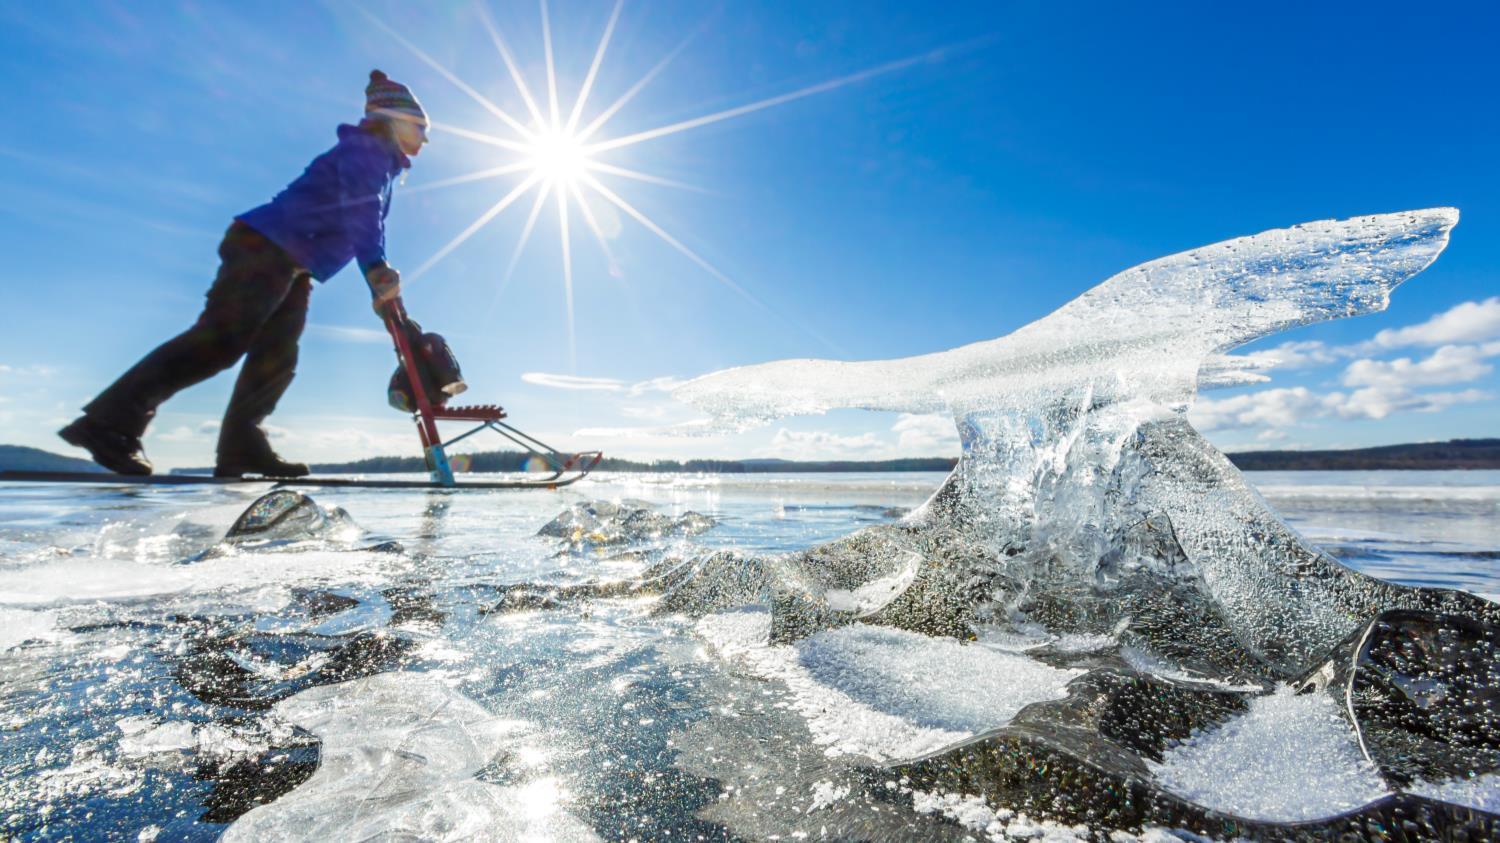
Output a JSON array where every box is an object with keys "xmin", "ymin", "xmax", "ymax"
[
  {"xmin": 64, "ymin": 224, "xmax": 299, "ymax": 473},
  {"xmin": 215, "ymin": 272, "xmax": 313, "ymax": 476}
]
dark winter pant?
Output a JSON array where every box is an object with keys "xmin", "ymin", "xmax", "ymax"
[{"xmin": 84, "ymin": 222, "xmax": 312, "ymax": 458}]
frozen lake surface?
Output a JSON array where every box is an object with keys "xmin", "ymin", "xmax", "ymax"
[
  {"xmin": 1, "ymin": 470, "xmax": 1496, "ymax": 840},
  {"xmin": 1248, "ymin": 470, "xmax": 1500, "ymax": 600}
]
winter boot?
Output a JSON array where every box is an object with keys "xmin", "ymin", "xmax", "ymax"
[
  {"xmin": 59, "ymin": 416, "xmax": 153, "ymax": 476},
  {"xmin": 214, "ymin": 428, "xmax": 309, "ymax": 478}
]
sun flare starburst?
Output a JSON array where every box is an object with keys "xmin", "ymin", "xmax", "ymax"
[{"xmin": 365, "ymin": 0, "xmax": 946, "ymax": 365}]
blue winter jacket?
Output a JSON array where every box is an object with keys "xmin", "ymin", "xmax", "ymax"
[{"xmin": 237, "ymin": 123, "xmax": 410, "ymax": 282}]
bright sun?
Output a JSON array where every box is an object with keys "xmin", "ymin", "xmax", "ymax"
[
  {"xmin": 525, "ymin": 128, "xmax": 590, "ymax": 185},
  {"xmin": 364, "ymin": 0, "xmax": 930, "ymax": 365}
]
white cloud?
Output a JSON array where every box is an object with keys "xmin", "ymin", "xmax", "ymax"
[
  {"xmin": 150, "ymin": 419, "xmax": 282, "ymax": 444},
  {"xmin": 1332, "ymin": 386, "xmax": 1489, "ymax": 421},
  {"xmin": 1369, "ymin": 296, "xmax": 1500, "ymax": 349},
  {"xmin": 627, "ymin": 376, "xmax": 687, "ymax": 396},
  {"xmin": 151, "ymin": 425, "xmax": 202, "ymax": 443},
  {"xmin": 575, "ymin": 418, "xmax": 732, "ymax": 438},
  {"xmin": 0, "ymin": 363, "xmax": 59, "ymax": 377},
  {"xmin": 1191, "ymin": 382, "xmax": 1491, "ymax": 432},
  {"xmin": 1195, "ymin": 299, "xmax": 1500, "ymax": 437},
  {"xmin": 522, "ymin": 369, "xmax": 690, "ymax": 402},
  {"xmin": 245, "ymin": 425, "xmax": 415, "ymax": 463},
  {"xmin": 306, "ymin": 323, "xmax": 392, "ymax": 344},
  {"xmin": 1341, "ymin": 344, "xmax": 1495, "ymax": 389},
  {"xmin": 761, "ymin": 428, "xmax": 883, "ymax": 460},
  {"xmin": 1243, "ymin": 340, "xmax": 1343, "ymax": 370},
  {"xmin": 1241, "ymin": 299, "xmax": 1500, "ymax": 374},
  {"xmin": 891, "ymin": 413, "xmax": 959, "ymax": 454},
  {"xmin": 620, "ymin": 405, "xmax": 669, "ymax": 420},
  {"xmin": 522, "ymin": 372, "xmax": 627, "ymax": 391},
  {"xmin": 1190, "ymin": 387, "xmax": 1332, "ymax": 431},
  {"xmin": 522, "ymin": 372, "xmax": 685, "ymax": 396}
]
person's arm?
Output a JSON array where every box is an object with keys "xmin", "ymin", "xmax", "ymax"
[{"xmin": 337, "ymin": 144, "xmax": 401, "ymax": 314}]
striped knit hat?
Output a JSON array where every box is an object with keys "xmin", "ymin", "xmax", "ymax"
[{"xmin": 365, "ymin": 70, "xmax": 427, "ymax": 124}]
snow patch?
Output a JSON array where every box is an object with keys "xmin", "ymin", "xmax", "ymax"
[
  {"xmin": 1410, "ymin": 772, "xmax": 1500, "ymax": 813},
  {"xmin": 807, "ymin": 780, "xmax": 849, "ymax": 811},
  {"xmin": 695, "ymin": 609, "xmax": 1079, "ymax": 762},
  {"xmin": 911, "ymin": 789, "xmax": 1178, "ymax": 841},
  {"xmin": 1151, "ymin": 686, "xmax": 1389, "ymax": 821},
  {"xmin": 796, "ymin": 624, "xmax": 1083, "ymax": 733}
]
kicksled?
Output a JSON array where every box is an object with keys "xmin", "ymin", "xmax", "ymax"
[
  {"xmin": 1, "ymin": 298, "xmax": 602, "ymax": 491},
  {"xmin": 378, "ymin": 296, "xmax": 602, "ymax": 489}
]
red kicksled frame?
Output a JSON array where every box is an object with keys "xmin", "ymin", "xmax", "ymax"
[{"xmin": 382, "ymin": 298, "xmax": 602, "ymax": 488}]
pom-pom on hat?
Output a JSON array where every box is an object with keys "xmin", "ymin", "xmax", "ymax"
[{"xmin": 365, "ymin": 70, "xmax": 427, "ymax": 124}]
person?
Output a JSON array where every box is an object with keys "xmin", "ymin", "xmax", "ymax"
[{"xmin": 59, "ymin": 70, "xmax": 428, "ymax": 478}]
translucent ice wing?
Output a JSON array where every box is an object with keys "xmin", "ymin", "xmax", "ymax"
[
  {"xmin": 1032, "ymin": 207, "xmax": 1458, "ymax": 356},
  {"xmin": 673, "ymin": 209, "xmax": 1458, "ymax": 427}
]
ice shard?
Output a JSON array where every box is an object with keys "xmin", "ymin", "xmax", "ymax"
[
  {"xmin": 617, "ymin": 208, "xmax": 1500, "ymax": 836},
  {"xmin": 672, "ymin": 209, "xmax": 1495, "ymax": 671}
]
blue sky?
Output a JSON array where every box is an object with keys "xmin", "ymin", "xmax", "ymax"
[{"xmin": 1, "ymin": 1, "xmax": 1497, "ymax": 468}]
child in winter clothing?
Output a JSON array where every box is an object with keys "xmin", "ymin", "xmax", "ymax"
[{"xmin": 61, "ymin": 71, "xmax": 427, "ymax": 477}]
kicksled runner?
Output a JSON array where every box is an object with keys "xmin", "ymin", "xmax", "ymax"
[{"xmin": 2, "ymin": 297, "xmax": 603, "ymax": 491}]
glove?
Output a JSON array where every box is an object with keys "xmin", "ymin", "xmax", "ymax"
[{"xmin": 366, "ymin": 264, "xmax": 402, "ymax": 316}]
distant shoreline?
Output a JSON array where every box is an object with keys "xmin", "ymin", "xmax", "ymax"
[
  {"xmin": 1226, "ymin": 438, "xmax": 1500, "ymax": 471},
  {"xmin": 6, "ymin": 438, "xmax": 1498, "ymax": 476},
  {"xmin": 190, "ymin": 437, "xmax": 1500, "ymax": 474},
  {"xmin": 271, "ymin": 437, "xmax": 1500, "ymax": 474}
]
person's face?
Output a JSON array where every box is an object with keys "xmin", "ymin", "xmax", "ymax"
[{"xmin": 392, "ymin": 117, "xmax": 429, "ymax": 157}]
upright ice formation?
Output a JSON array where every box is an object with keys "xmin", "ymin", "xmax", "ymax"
[
  {"xmin": 224, "ymin": 490, "xmax": 357, "ymax": 545},
  {"xmin": 674, "ymin": 209, "xmax": 1465, "ymax": 671}
]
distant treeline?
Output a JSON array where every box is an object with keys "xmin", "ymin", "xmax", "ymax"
[
  {"xmin": 12, "ymin": 437, "xmax": 1498, "ymax": 478},
  {"xmin": 297, "ymin": 452, "xmax": 962, "ymax": 475},
  {"xmin": 287, "ymin": 438, "xmax": 1499, "ymax": 474},
  {"xmin": 1226, "ymin": 438, "xmax": 1500, "ymax": 471}
]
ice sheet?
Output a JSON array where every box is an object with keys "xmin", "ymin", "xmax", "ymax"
[
  {"xmin": 1, "ymin": 466, "xmax": 1496, "ymax": 839},
  {"xmin": 222, "ymin": 672, "xmax": 599, "ymax": 843},
  {"xmin": 0, "ymin": 550, "xmax": 401, "ymax": 608},
  {"xmin": 0, "ymin": 607, "xmax": 57, "ymax": 650}
]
